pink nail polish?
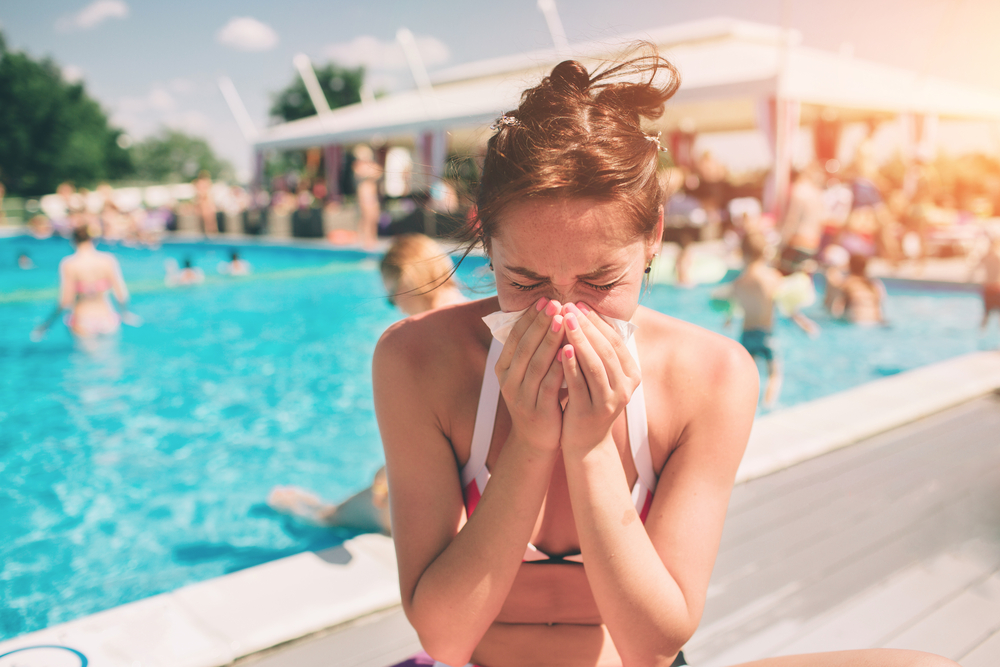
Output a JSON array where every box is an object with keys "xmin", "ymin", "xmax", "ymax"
[
  {"xmin": 551, "ymin": 315, "xmax": 563, "ymax": 333},
  {"xmin": 556, "ymin": 348, "xmax": 563, "ymax": 362},
  {"xmin": 536, "ymin": 298, "xmax": 548, "ymax": 312},
  {"xmin": 545, "ymin": 301, "xmax": 559, "ymax": 317},
  {"xmin": 566, "ymin": 313, "xmax": 578, "ymax": 331},
  {"xmin": 577, "ymin": 302, "xmax": 591, "ymax": 315},
  {"xmin": 564, "ymin": 345, "xmax": 574, "ymax": 360}
]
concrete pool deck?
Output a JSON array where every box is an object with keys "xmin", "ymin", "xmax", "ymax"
[{"xmin": 2, "ymin": 349, "xmax": 999, "ymax": 667}]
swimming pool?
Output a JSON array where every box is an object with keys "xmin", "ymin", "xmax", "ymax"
[{"xmin": 0, "ymin": 235, "xmax": 991, "ymax": 641}]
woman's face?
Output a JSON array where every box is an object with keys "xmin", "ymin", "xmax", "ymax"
[{"xmin": 488, "ymin": 198, "xmax": 661, "ymax": 321}]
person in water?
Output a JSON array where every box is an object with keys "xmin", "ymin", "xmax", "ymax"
[
  {"xmin": 374, "ymin": 49, "xmax": 954, "ymax": 667},
  {"xmin": 969, "ymin": 234, "xmax": 1000, "ymax": 332},
  {"xmin": 219, "ymin": 250, "xmax": 252, "ymax": 276},
  {"xmin": 830, "ymin": 254, "xmax": 887, "ymax": 325},
  {"xmin": 267, "ymin": 233, "xmax": 466, "ymax": 533},
  {"xmin": 32, "ymin": 226, "xmax": 140, "ymax": 341},
  {"xmin": 730, "ymin": 233, "xmax": 818, "ymax": 408}
]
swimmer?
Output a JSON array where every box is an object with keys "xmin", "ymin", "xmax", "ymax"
[
  {"xmin": 31, "ymin": 226, "xmax": 141, "ymax": 341},
  {"xmin": 267, "ymin": 233, "xmax": 466, "ymax": 534},
  {"xmin": 831, "ymin": 254, "xmax": 887, "ymax": 325},
  {"xmin": 166, "ymin": 258, "xmax": 205, "ymax": 286},
  {"xmin": 18, "ymin": 252, "xmax": 35, "ymax": 270},
  {"xmin": 730, "ymin": 233, "xmax": 818, "ymax": 408},
  {"xmin": 969, "ymin": 235, "xmax": 1000, "ymax": 331},
  {"xmin": 218, "ymin": 250, "xmax": 251, "ymax": 276},
  {"xmin": 376, "ymin": 51, "xmax": 948, "ymax": 667}
]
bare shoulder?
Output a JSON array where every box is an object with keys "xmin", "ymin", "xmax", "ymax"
[
  {"xmin": 635, "ymin": 306, "xmax": 756, "ymax": 390},
  {"xmin": 634, "ymin": 306, "xmax": 758, "ymax": 449},
  {"xmin": 374, "ymin": 297, "xmax": 497, "ymax": 388}
]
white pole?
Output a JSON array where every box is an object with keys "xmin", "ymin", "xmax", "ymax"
[
  {"xmin": 537, "ymin": 0, "xmax": 570, "ymax": 54},
  {"xmin": 293, "ymin": 53, "xmax": 333, "ymax": 116},
  {"xmin": 217, "ymin": 76, "xmax": 258, "ymax": 142},
  {"xmin": 396, "ymin": 27, "xmax": 438, "ymax": 117}
]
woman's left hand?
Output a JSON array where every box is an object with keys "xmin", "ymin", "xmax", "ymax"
[{"xmin": 557, "ymin": 302, "xmax": 641, "ymax": 454}]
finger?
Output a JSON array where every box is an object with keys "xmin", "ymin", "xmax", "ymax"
[
  {"xmin": 560, "ymin": 344, "xmax": 589, "ymax": 401},
  {"xmin": 496, "ymin": 297, "xmax": 547, "ymax": 372},
  {"xmin": 569, "ymin": 303, "xmax": 639, "ymax": 384},
  {"xmin": 537, "ymin": 353, "xmax": 566, "ymax": 406},
  {"xmin": 562, "ymin": 310, "xmax": 610, "ymax": 396},
  {"xmin": 497, "ymin": 298, "xmax": 558, "ymax": 386},
  {"xmin": 523, "ymin": 310, "xmax": 568, "ymax": 391}
]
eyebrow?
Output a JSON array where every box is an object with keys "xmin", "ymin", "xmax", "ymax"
[{"xmin": 504, "ymin": 264, "xmax": 624, "ymax": 281}]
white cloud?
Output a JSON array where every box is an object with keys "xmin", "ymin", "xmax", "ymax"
[
  {"xmin": 62, "ymin": 64, "xmax": 85, "ymax": 84},
  {"xmin": 166, "ymin": 110, "xmax": 211, "ymax": 135},
  {"xmin": 216, "ymin": 17, "xmax": 278, "ymax": 52},
  {"xmin": 118, "ymin": 86, "xmax": 176, "ymax": 114},
  {"xmin": 168, "ymin": 78, "xmax": 196, "ymax": 95},
  {"xmin": 56, "ymin": 0, "xmax": 129, "ymax": 32},
  {"xmin": 323, "ymin": 34, "xmax": 450, "ymax": 72}
]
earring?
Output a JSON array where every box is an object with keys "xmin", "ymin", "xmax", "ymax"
[{"xmin": 644, "ymin": 265, "xmax": 651, "ymax": 274}]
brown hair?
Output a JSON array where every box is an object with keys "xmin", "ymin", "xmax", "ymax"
[
  {"xmin": 474, "ymin": 45, "xmax": 680, "ymax": 246},
  {"xmin": 72, "ymin": 224, "xmax": 91, "ymax": 245},
  {"xmin": 381, "ymin": 233, "xmax": 458, "ymax": 294}
]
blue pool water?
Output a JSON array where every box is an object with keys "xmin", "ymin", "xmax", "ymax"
[{"xmin": 0, "ymin": 234, "xmax": 992, "ymax": 641}]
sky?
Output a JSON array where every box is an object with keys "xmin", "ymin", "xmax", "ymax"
[{"xmin": 2, "ymin": 0, "xmax": 1000, "ymax": 181}]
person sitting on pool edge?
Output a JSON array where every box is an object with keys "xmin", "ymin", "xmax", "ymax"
[
  {"xmin": 729, "ymin": 232, "xmax": 818, "ymax": 408},
  {"xmin": 267, "ymin": 233, "xmax": 467, "ymax": 533}
]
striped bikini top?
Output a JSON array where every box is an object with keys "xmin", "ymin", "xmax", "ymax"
[{"xmin": 460, "ymin": 335, "xmax": 657, "ymax": 563}]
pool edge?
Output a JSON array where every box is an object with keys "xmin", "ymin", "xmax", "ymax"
[{"xmin": 3, "ymin": 357, "xmax": 1000, "ymax": 667}]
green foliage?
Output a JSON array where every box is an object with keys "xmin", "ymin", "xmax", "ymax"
[
  {"xmin": 0, "ymin": 33, "xmax": 132, "ymax": 195},
  {"xmin": 129, "ymin": 128, "xmax": 233, "ymax": 183},
  {"xmin": 269, "ymin": 62, "xmax": 364, "ymax": 122}
]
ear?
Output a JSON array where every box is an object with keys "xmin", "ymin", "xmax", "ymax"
[{"xmin": 645, "ymin": 206, "xmax": 664, "ymax": 259}]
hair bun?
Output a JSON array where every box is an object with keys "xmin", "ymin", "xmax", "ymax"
[{"xmin": 549, "ymin": 60, "xmax": 590, "ymax": 94}]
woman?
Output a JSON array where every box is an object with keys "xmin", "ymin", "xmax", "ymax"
[
  {"xmin": 353, "ymin": 144, "xmax": 383, "ymax": 250},
  {"xmin": 32, "ymin": 225, "xmax": 139, "ymax": 341},
  {"xmin": 268, "ymin": 233, "xmax": 466, "ymax": 533},
  {"xmin": 374, "ymin": 52, "xmax": 953, "ymax": 667}
]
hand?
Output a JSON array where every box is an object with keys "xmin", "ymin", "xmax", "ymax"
[
  {"xmin": 557, "ymin": 303, "xmax": 641, "ymax": 455},
  {"xmin": 494, "ymin": 298, "xmax": 567, "ymax": 453}
]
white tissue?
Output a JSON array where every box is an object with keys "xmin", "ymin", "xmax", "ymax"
[{"xmin": 482, "ymin": 306, "xmax": 637, "ymax": 346}]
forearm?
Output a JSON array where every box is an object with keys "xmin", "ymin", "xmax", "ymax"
[
  {"xmin": 408, "ymin": 437, "xmax": 559, "ymax": 664},
  {"xmin": 564, "ymin": 440, "xmax": 692, "ymax": 666}
]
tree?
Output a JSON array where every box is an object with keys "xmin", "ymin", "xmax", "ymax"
[
  {"xmin": 0, "ymin": 32, "xmax": 131, "ymax": 195},
  {"xmin": 270, "ymin": 62, "xmax": 364, "ymax": 123},
  {"xmin": 129, "ymin": 129, "xmax": 233, "ymax": 183}
]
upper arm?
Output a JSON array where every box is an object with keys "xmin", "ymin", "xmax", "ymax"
[
  {"xmin": 58, "ymin": 259, "xmax": 76, "ymax": 308},
  {"xmin": 109, "ymin": 257, "xmax": 129, "ymax": 303},
  {"xmin": 372, "ymin": 322, "xmax": 467, "ymax": 612},
  {"xmin": 643, "ymin": 337, "xmax": 758, "ymax": 622}
]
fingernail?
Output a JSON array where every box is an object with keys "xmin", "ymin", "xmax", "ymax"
[
  {"xmin": 564, "ymin": 345, "xmax": 574, "ymax": 360},
  {"xmin": 545, "ymin": 300, "xmax": 559, "ymax": 317},
  {"xmin": 566, "ymin": 313, "xmax": 579, "ymax": 331},
  {"xmin": 578, "ymin": 302, "xmax": 591, "ymax": 314},
  {"xmin": 551, "ymin": 315, "xmax": 563, "ymax": 333},
  {"xmin": 536, "ymin": 298, "xmax": 548, "ymax": 312},
  {"xmin": 556, "ymin": 348, "xmax": 563, "ymax": 362}
]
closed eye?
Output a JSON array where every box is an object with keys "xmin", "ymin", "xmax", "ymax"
[
  {"xmin": 587, "ymin": 280, "xmax": 620, "ymax": 291},
  {"xmin": 511, "ymin": 281, "xmax": 543, "ymax": 291}
]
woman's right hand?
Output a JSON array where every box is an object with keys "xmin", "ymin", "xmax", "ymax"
[{"xmin": 494, "ymin": 298, "xmax": 566, "ymax": 453}]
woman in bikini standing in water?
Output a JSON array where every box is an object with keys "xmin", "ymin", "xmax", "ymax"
[
  {"xmin": 32, "ymin": 225, "xmax": 139, "ymax": 342},
  {"xmin": 374, "ymin": 49, "xmax": 955, "ymax": 667}
]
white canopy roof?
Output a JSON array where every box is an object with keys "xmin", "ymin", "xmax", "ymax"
[{"xmin": 251, "ymin": 16, "xmax": 1000, "ymax": 152}]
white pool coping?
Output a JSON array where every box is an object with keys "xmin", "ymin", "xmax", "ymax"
[{"xmin": 3, "ymin": 351, "xmax": 999, "ymax": 667}]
